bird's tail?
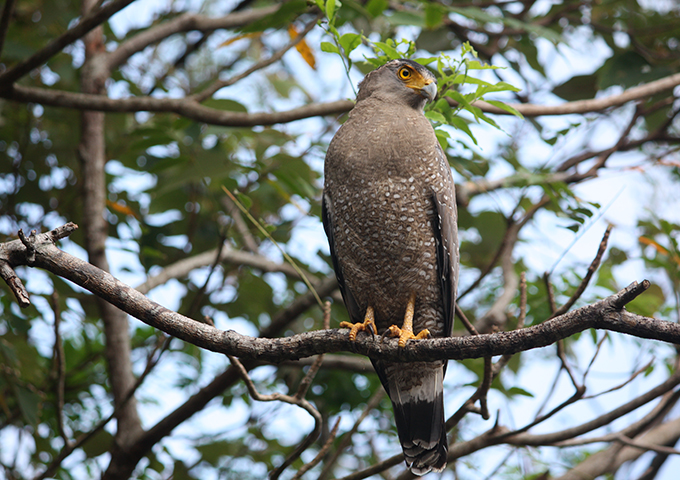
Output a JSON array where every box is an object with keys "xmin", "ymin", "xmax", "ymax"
[{"xmin": 378, "ymin": 361, "xmax": 448, "ymax": 475}]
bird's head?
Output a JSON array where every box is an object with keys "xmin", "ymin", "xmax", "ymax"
[{"xmin": 356, "ymin": 59, "xmax": 437, "ymax": 110}]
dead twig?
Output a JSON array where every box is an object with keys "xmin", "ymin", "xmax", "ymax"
[
  {"xmin": 227, "ymin": 355, "xmax": 323, "ymax": 480},
  {"xmin": 583, "ymin": 359, "xmax": 654, "ymax": 400},
  {"xmin": 192, "ymin": 13, "xmax": 322, "ymax": 102},
  {"xmin": 50, "ymin": 291, "xmax": 68, "ymax": 446},
  {"xmin": 317, "ymin": 389, "xmax": 386, "ymax": 480},
  {"xmin": 295, "ymin": 301, "xmax": 331, "ymax": 399},
  {"xmin": 551, "ymin": 225, "xmax": 613, "ymax": 318},
  {"xmin": 291, "ymin": 417, "xmax": 341, "ymax": 480}
]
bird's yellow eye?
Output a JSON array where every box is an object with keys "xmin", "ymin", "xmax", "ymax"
[{"xmin": 398, "ymin": 67, "xmax": 412, "ymax": 80}]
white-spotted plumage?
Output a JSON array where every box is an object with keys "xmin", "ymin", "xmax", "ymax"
[{"xmin": 323, "ymin": 59, "xmax": 459, "ymax": 475}]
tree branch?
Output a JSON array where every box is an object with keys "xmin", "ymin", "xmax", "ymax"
[
  {"xmin": 0, "ymin": 0, "xmax": 136, "ymax": 87},
  {"xmin": 0, "ymin": 0, "xmax": 17, "ymax": 59},
  {"xmin": 3, "ymin": 224, "xmax": 679, "ymax": 366},
  {"xmin": 191, "ymin": 12, "xmax": 322, "ymax": 102},
  {"xmin": 5, "ymin": 84, "xmax": 353, "ymax": 126},
  {"xmin": 462, "ymin": 72, "xmax": 680, "ymax": 116},
  {"xmin": 134, "ymin": 243, "xmax": 302, "ymax": 294},
  {"xmin": 105, "ymin": 5, "xmax": 281, "ymax": 71},
  {"xmin": 5, "ymin": 72, "xmax": 679, "ymax": 129}
]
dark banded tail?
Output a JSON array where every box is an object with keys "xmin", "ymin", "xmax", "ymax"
[{"xmin": 374, "ymin": 360, "xmax": 448, "ymax": 475}]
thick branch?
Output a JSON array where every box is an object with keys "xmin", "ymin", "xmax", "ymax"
[
  {"xmin": 3, "ymin": 225, "xmax": 679, "ymax": 365},
  {"xmin": 5, "ymin": 85, "xmax": 353, "ymax": 126},
  {"xmin": 5, "ymin": 72, "xmax": 679, "ymax": 128}
]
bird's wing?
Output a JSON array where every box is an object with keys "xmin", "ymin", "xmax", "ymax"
[
  {"xmin": 322, "ymin": 192, "xmax": 363, "ymax": 324},
  {"xmin": 432, "ymin": 184, "xmax": 458, "ymax": 340}
]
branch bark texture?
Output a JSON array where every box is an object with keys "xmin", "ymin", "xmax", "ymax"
[{"xmin": 3, "ymin": 224, "xmax": 678, "ymax": 365}]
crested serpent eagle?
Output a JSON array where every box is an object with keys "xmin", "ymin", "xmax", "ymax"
[{"xmin": 322, "ymin": 59, "xmax": 459, "ymax": 475}]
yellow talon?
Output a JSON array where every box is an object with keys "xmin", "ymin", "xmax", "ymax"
[
  {"xmin": 387, "ymin": 325, "xmax": 430, "ymax": 347},
  {"xmin": 385, "ymin": 292, "xmax": 430, "ymax": 347},
  {"xmin": 340, "ymin": 306, "xmax": 376, "ymax": 341}
]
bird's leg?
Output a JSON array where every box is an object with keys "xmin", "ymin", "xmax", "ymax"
[
  {"xmin": 340, "ymin": 306, "xmax": 377, "ymax": 341},
  {"xmin": 386, "ymin": 292, "xmax": 430, "ymax": 347}
]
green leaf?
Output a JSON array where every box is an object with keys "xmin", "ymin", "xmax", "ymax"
[
  {"xmin": 598, "ymin": 51, "xmax": 674, "ymax": 90},
  {"xmin": 425, "ymin": 111, "xmax": 447, "ymax": 124},
  {"xmin": 240, "ymin": 0, "xmax": 307, "ymax": 33},
  {"xmin": 365, "ymin": 0, "xmax": 387, "ymax": 17},
  {"xmin": 389, "ymin": 11, "xmax": 426, "ymax": 27},
  {"xmin": 424, "ymin": 4, "xmax": 446, "ymax": 29},
  {"xmin": 553, "ymin": 74, "xmax": 598, "ymax": 101},
  {"xmin": 506, "ymin": 386, "xmax": 534, "ymax": 398},
  {"xmin": 326, "ymin": 0, "xmax": 339, "ymax": 21},
  {"xmin": 449, "ymin": 116, "xmax": 478, "ymax": 145},
  {"xmin": 15, "ymin": 385, "xmax": 41, "ymax": 426},
  {"xmin": 202, "ymin": 98, "xmax": 248, "ymax": 113},
  {"xmin": 321, "ymin": 41, "xmax": 340, "ymax": 55},
  {"xmin": 372, "ymin": 40, "xmax": 401, "ymax": 60},
  {"xmin": 485, "ymin": 100, "xmax": 524, "ymax": 119},
  {"xmin": 236, "ymin": 192, "xmax": 253, "ymax": 210},
  {"xmin": 339, "ymin": 33, "xmax": 362, "ymax": 55},
  {"xmin": 80, "ymin": 429, "xmax": 114, "ymax": 458},
  {"xmin": 626, "ymin": 283, "xmax": 665, "ymax": 317}
]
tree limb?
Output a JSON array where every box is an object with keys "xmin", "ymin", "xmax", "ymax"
[
  {"xmin": 5, "ymin": 72, "xmax": 679, "ymax": 129},
  {"xmin": 0, "ymin": 0, "xmax": 17, "ymax": 59},
  {"xmin": 5, "ymin": 84, "xmax": 354, "ymax": 126},
  {"xmin": 463, "ymin": 72, "xmax": 680, "ymax": 116},
  {"xmin": 3, "ymin": 224, "xmax": 679, "ymax": 366},
  {"xmin": 0, "ymin": 0, "xmax": 136, "ymax": 87},
  {"xmin": 105, "ymin": 5, "xmax": 281, "ymax": 71}
]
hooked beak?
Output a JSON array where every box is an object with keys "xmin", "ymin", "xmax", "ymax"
[{"xmin": 420, "ymin": 81, "xmax": 437, "ymax": 102}]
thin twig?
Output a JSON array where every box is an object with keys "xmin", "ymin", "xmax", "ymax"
[
  {"xmin": 335, "ymin": 451, "xmax": 403, "ymax": 480},
  {"xmin": 227, "ymin": 355, "xmax": 324, "ymax": 480},
  {"xmin": 0, "ymin": 0, "xmax": 17, "ymax": 59},
  {"xmin": 583, "ymin": 358, "xmax": 655, "ymax": 400},
  {"xmin": 223, "ymin": 186, "xmax": 323, "ymax": 308},
  {"xmin": 186, "ymin": 236, "xmax": 227, "ymax": 318},
  {"xmin": 552, "ymin": 225, "xmax": 613, "ymax": 317},
  {"xmin": 556, "ymin": 339, "xmax": 581, "ymax": 390},
  {"xmin": 222, "ymin": 195, "xmax": 260, "ymax": 253},
  {"xmin": 295, "ymin": 301, "xmax": 331, "ymax": 399},
  {"xmin": 0, "ymin": 0, "xmax": 136, "ymax": 86},
  {"xmin": 582, "ymin": 332, "xmax": 608, "ymax": 381},
  {"xmin": 544, "ymin": 272, "xmax": 557, "ymax": 314},
  {"xmin": 493, "ymin": 272, "xmax": 527, "ymax": 375},
  {"xmin": 457, "ymin": 218, "xmax": 515, "ymax": 301},
  {"xmin": 318, "ymin": 389, "xmax": 386, "ymax": 480},
  {"xmin": 455, "ymin": 304, "xmax": 479, "ymax": 335},
  {"xmin": 508, "ymin": 386, "xmax": 586, "ymax": 439},
  {"xmin": 454, "ymin": 305, "xmax": 492, "ymax": 418},
  {"xmin": 505, "ymin": 371, "xmax": 680, "ymax": 446},
  {"xmin": 33, "ymin": 330, "xmax": 168, "ymax": 480},
  {"xmin": 614, "ymin": 434, "xmax": 680, "ymax": 456},
  {"xmin": 192, "ymin": 13, "xmax": 322, "ymax": 102},
  {"xmin": 50, "ymin": 291, "xmax": 69, "ymax": 446},
  {"xmin": 291, "ymin": 417, "xmax": 341, "ymax": 480},
  {"xmin": 532, "ymin": 364, "xmax": 566, "ymax": 419},
  {"xmin": 545, "ymin": 274, "xmax": 580, "ymax": 389},
  {"xmin": 479, "ymin": 356, "xmax": 492, "ymax": 420},
  {"xmin": 518, "ymin": 271, "xmax": 527, "ymax": 328}
]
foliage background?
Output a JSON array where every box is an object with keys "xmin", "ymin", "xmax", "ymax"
[{"xmin": 0, "ymin": 0, "xmax": 680, "ymax": 479}]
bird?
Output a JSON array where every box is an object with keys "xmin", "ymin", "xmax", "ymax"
[{"xmin": 322, "ymin": 58, "xmax": 459, "ymax": 475}]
